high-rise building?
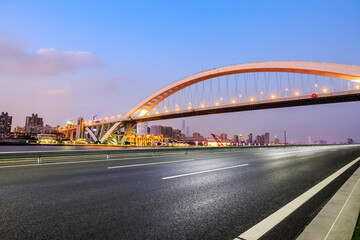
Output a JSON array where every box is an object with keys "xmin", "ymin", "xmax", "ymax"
[
  {"xmin": 182, "ymin": 120, "xmax": 185, "ymax": 135},
  {"xmin": 186, "ymin": 126, "xmax": 189, "ymax": 137},
  {"xmin": 150, "ymin": 125, "xmax": 163, "ymax": 136},
  {"xmin": 14, "ymin": 126, "xmax": 25, "ymax": 133},
  {"xmin": 43, "ymin": 124, "xmax": 58, "ymax": 134},
  {"xmin": 137, "ymin": 122, "xmax": 149, "ymax": 135},
  {"xmin": 25, "ymin": 114, "xmax": 44, "ymax": 134},
  {"xmin": 260, "ymin": 135, "xmax": 265, "ymax": 145},
  {"xmin": 248, "ymin": 133, "xmax": 253, "ymax": 144},
  {"xmin": 193, "ymin": 132, "xmax": 201, "ymax": 139},
  {"xmin": 0, "ymin": 112, "xmax": 12, "ymax": 133},
  {"xmin": 220, "ymin": 133, "xmax": 227, "ymax": 142},
  {"xmin": 255, "ymin": 135, "xmax": 261, "ymax": 144},
  {"xmin": 165, "ymin": 126, "xmax": 173, "ymax": 138},
  {"xmin": 173, "ymin": 129, "xmax": 182, "ymax": 140},
  {"xmin": 264, "ymin": 132, "xmax": 270, "ymax": 145},
  {"xmin": 274, "ymin": 136, "xmax": 280, "ymax": 145},
  {"xmin": 239, "ymin": 134, "xmax": 244, "ymax": 143},
  {"xmin": 233, "ymin": 135, "xmax": 239, "ymax": 143},
  {"xmin": 150, "ymin": 125, "xmax": 173, "ymax": 138}
]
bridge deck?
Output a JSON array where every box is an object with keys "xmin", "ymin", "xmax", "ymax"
[{"xmin": 131, "ymin": 90, "xmax": 360, "ymax": 123}]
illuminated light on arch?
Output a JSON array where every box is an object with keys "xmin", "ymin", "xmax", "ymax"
[{"xmin": 122, "ymin": 61, "xmax": 360, "ymax": 119}]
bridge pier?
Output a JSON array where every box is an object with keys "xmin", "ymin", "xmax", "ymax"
[{"xmin": 120, "ymin": 123, "xmax": 136, "ymax": 145}]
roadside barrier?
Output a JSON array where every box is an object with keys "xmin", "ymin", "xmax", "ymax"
[{"xmin": 0, "ymin": 144, "xmax": 354, "ymax": 164}]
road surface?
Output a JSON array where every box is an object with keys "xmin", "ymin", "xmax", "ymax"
[{"xmin": 1, "ymin": 145, "xmax": 359, "ymax": 239}]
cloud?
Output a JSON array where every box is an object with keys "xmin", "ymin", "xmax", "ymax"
[
  {"xmin": 0, "ymin": 38, "xmax": 102, "ymax": 76},
  {"xmin": 38, "ymin": 87, "xmax": 72, "ymax": 97}
]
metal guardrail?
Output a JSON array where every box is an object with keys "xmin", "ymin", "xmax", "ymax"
[{"xmin": 0, "ymin": 144, "xmax": 353, "ymax": 164}]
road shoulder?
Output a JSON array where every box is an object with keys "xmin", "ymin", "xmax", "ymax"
[{"xmin": 297, "ymin": 166, "xmax": 360, "ymax": 240}]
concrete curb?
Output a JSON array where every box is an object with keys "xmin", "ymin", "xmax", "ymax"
[{"xmin": 297, "ymin": 166, "xmax": 360, "ymax": 240}]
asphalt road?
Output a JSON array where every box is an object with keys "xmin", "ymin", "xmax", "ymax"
[{"xmin": 1, "ymin": 145, "xmax": 360, "ymax": 240}]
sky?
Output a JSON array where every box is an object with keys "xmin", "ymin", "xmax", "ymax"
[{"xmin": 0, "ymin": 0, "xmax": 360, "ymax": 143}]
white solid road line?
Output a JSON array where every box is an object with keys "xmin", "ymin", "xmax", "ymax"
[
  {"xmin": 162, "ymin": 163, "xmax": 249, "ymax": 180},
  {"xmin": 234, "ymin": 156, "xmax": 360, "ymax": 240},
  {"xmin": 108, "ymin": 159, "xmax": 195, "ymax": 169},
  {"xmin": 0, "ymin": 155, "xmax": 175, "ymax": 169},
  {"xmin": 0, "ymin": 163, "xmax": 41, "ymax": 168}
]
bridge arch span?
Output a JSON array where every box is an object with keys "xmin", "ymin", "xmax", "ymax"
[{"xmin": 124, "ymin": 61, "xmax": 360, "ymax": 118}]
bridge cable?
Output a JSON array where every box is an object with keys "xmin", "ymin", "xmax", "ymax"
[
  {"xmin": 341, "ymin": 79, "xmax": 343, "ymax": 91},
  {"xmin": 265, "ymin": 72, "xmax": 270, "ymax": 99},
  {"xmin": 226, "ymin": 75, "xmax": 230, "ymax": 104},
  {"xmin": 162, "ymin": 94, "xmax": 165, "ymax": 112},
  {"xmin": 175, "ymin": 90, "xmax": 178, "ymax": 111},
  {"xmin": 301, "ymin": 74, "xmax": 304, "ymax": 95},
  {"xmin": 244, "ymin": 73, "xmax": 248, "ymax": 101},
  {"xmin": 189, "ymin": 85, "xmax": 194, "ymax": 108},
  {"xmin": 235, "ymin": 74, "xmax": 239, "ymax": 102},
  {"xmin": 196, "ymin": 83, "xmax": 200, "ymax": 108},
  {"xmin": 279, "ymin": 72, "xmax": 283, "ymax": 97},
  {"xmin": 217, "ymin": 76, "xmax": 221, "ymax": 103},
  {"xmin": 275, "ymin": 72, "xmax": 279, "ymax": 98},
  {"xmin": 201, "ymin": 81, "xmax": 206, "ymax": 106},
  {"xmin": 331, "ymin": 77, "xmax": 333, "ymax": 92},
  {"xmin": 293, "ymin": 73, "xmax": 296, "ymax": 95},
  {"xmin": 200, "ymin": 81, "xmax": 204, "ymax": 105},
  {"xmin": 254, "ymin": 73, "xmax": 258, "ymax": 99},
  {"xmin": 181, "ymin": 87, "xmax": 184, "ymax": 110},
  {"xmin": 208, "ymin": 78, "xmax": 213, "ymax": 105},
  {"xmin": 307, "ymin": 74, "xmax": 310, "ymax": 95},
  {"xmin": 287, "ymin": 73, "xmax": 291, "ymax": 96}
]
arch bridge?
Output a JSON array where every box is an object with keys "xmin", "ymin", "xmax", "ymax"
[{"xmin": 59, "ymin": 61, "xmax": 360, "ymax": 144}]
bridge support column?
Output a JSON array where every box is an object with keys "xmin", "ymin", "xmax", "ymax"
[
  {"xmin": 120, "ymin": 123, "xmax": 136, "ymax": 145},
  {"xmin": 75, "ymin": 117, "xmax": 85, "ymax": 139}
]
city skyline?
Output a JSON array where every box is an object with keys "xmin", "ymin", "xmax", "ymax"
[
  {"xmin": 2, "ymin": 112, "xmax": 343, "ymax": 144},
  {"xmin": 1, "ymin": 1, "xmax": 360, "ymax": 143}
]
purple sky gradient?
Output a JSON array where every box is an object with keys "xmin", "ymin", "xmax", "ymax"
[{"xmin": 0, "ymin": 0, "xmax": 359, "ymax": 143}]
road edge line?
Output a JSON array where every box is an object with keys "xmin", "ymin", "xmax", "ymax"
[
  {"xmin": 297, "ymin": 164, "xmax": 360, "ymax": 240},
  {"xmin": 234, "ymin": 156, "xmax": 360, "ymax": 240}
]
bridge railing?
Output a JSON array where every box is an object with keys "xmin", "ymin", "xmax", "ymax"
[{"xmin": 0, "ymin": 144, "xmax": 354, "ymax": 165}]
